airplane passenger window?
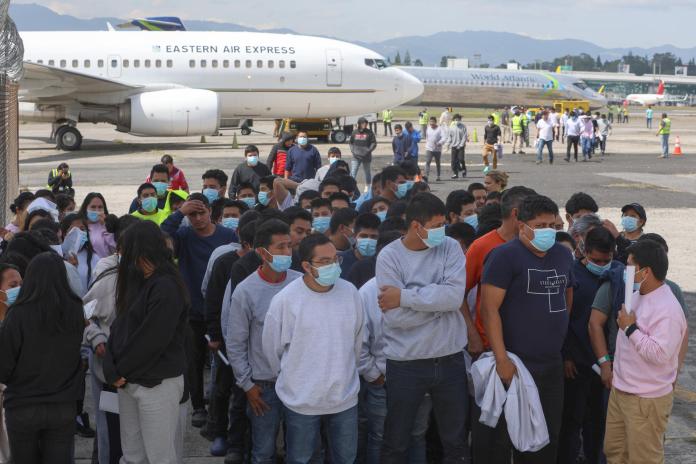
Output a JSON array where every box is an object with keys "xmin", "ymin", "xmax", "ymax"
[
  {"xmin": 145, "ymin": 59, "xmax": 151, "ymax": 68},
  {"xmin": 279, "ymin": 60, "xmax": 285, "ymax": 68},
  {"xmin": 189, "ymin": 60, "xmax": 196, "ymax": 68},
  {"xmin": 155, "ymin": 59, "xmax": 161, "ymax": 68},
  {"xmin": 60, "ymin": 60, "xmax": 66, "ymax": 68},
  {"xmin": 257, "ymin": 60, "xmax": 263, "ymax": 68},
  {"xmin": 290, "ymin": 60, "xmax": 296, "ymax": 69},
  {"xmin": 98, "ymin": 59, "xmax": 104, "ymax": 68},
  {"xmin": 134, "ymin": 60, "xmax": 140, "ymax": 68},
  {"xmin": 84, "ymin": 60, "xmax": 90, "ymax": 68},
  {"xmin": 201, "ymin": 60, "xmax": 207, "ymax": 68},
  {"xmin": 223, "ymin": 60, "xmax": 230, "ymax": 68},
  {"xmin": 72, "ymin": 59, "xmax": 78, "ymax": 68},
  {"xmin": 268, "ymin": 60, "xmax": 274, "ymax": 68},
  {"xmin": 234, "ymin": 60, "xmax": 240, "ymax": 68},
  {"xmin": 123, "ymin": 60, "xmax": 129, "ymax": 68},
  {"xmin": 48, "ymin": 60, "xmax": 55, "ymax": 66},
  {"xmin": 166, "ymin": 60, "xmax": 173, "ymax": 68},
  {"xmin": 110, "ymin": 59, "xmax": 117, "ymax": 68},
  {"xmin": 245, "ymin": 60, "xmax": 252, "ymax": 68},
  {"xmin": 212, "ymin": 60, "xmax": 218, "ymax": 68},
  {"xmin": 37, "ymin": 59, "xmax": 43, "ymax": 64}
]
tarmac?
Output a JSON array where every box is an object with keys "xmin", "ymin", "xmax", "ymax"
[{"xmin": 14, "ymin": 110, "xmax": 696, "ymax": 462}]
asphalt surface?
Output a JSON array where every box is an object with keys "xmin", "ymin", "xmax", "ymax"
[{"xmin": 15, "ymin": 113, "xmax": 696, "ymax": 463}]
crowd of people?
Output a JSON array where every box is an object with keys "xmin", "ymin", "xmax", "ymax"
[{"xmin": 0, "ymin": 115, "xmax": 688, "ymax": 464}]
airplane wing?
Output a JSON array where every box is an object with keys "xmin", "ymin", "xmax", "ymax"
[{"xmin": 19, "ymin": 62, "xmax": 141, "ymax": 102}]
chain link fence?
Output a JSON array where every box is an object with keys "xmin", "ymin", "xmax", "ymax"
[{"xmin": 0, "ymin": 0, "xmax": 23, "ymax": 227}]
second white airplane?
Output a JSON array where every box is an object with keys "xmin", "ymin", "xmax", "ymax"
[{"xmin": 18, "ymin": 30, "xmax": 424, "ymax": 150}]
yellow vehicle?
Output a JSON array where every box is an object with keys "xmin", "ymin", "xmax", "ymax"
[
  {"xmin": 553, "ymin": 100, "xmax": 590, "ymax": 114},
  {"xmin": 278, "ymin": 118, "xmax": 354, "ymax": 143}
]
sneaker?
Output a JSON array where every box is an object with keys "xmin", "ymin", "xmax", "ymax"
[
  {"xmin": 451, "ymin": 174, "xmax": 459, "ymax": 179},
  {"xmin": 75, "ymin": 413, "xmax": 95, "ymax": 438},
  {"xmin": 512, "ymin": 151, "xmax": 517, "ymax": 155},
  {"xmin": 191, "ymin": 408, "xmax": 208, "ymax": 428},
  {"xmin": 210, "ymin": 437, "xmax": 229, "ymax": 457},
  {"xmin": 462, "ymin": 170, "xmax": 467, "ymax": 177},
  {"xmin": 519, "ymin": 150, "xmax": 526, "ymax": 155},
  {"xmin": 224, "ymin": 449, "xmax": 245, "ymax": 464}
]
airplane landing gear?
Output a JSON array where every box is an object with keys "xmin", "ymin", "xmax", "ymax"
[{"xmin": 55, "ymin": 125, "xmax": 83, "ymax": 151}]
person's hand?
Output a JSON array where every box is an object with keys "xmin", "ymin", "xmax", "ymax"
[
  {"xmin": 617, "ymin": 305, "xmax": 637, "ymax": 331},
  {"xmin": 246, "ymin": 384, "xmax": 271, "ymax": 417},
  {"xmin": 370, "ymin": 375, "xmax": 385, "ymax": 386},
  {"xmin": 466, "ymin": 328, "xmax": 484, "ymax": 359},
  {"xmin": 600, "ymin": 362, "xmax": 613, "ymax": 390},
  {"xmin": 496, "ymin": 356, "xmax": 517, "ymax": 387},
  {"xmin": 95, "ymin": 343, "xmax": 106, "ymax": 358},
  {"xmin": 179, "ymin": 200, "xmax": 207, "ymax": 216},
  {"xmin": 66, "ymin": 253, "xmax": 78, "ymax": 267},
  {"xmin": 378, "ymin": 286, "xmax": 401, "ymax": 312},
  {"xmin": 113, "ymin": 377, "xmax": 127, "ymax": 388},
  {"xmin": 208, "ymin": 340, "xmax": 221, "ymax": 352},
  {"xmin": 602, "ymin": 219, "xmax": 620, "ymax": 239},
  {"xmin": 564, "ymin": 359, "xmax": 578, "ymax": 379}
]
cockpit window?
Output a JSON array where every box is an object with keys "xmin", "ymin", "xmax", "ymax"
[
  {"xmin": 574, "ymin": 81, "xmax": 588, "ymax": 90},
  {"xmin": 364, "ymin": 58, "xmax": 388, "ymax": 70}
]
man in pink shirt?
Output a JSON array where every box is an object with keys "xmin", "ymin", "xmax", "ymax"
[{"xmin": 604, "ymin": 240, "xmax": 687, "ymax": 463}]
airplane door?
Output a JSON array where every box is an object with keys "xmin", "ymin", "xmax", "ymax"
[
  {"xmin": 326, "ymin": 49, "xmax": 342, "ymax": 87},
  {"xmin": 107, "ymin": 55, "xmax": 122, "ymax": 78}
]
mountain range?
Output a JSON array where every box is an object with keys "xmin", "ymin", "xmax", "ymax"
[{"xmin": 10, "ymin": 3, "xmax": 696, "ymax": 66}]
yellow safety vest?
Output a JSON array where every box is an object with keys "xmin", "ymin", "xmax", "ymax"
[
  {"xmin": 47, "ymin": 168, "xmax": 71, "ymax": 188},
  {"xmin": 658, "ymin": 118, "xmax": 671, "ymax": 135},
  {"xmin": 382, "ymin": 109, "xmax": 393, "ymax": 123},
  {"xmin": 492, "ymin": 112, "xmax": 501, "ymax": 126},
  {"xmin": 511, "ymin": 115, "xmax": 523, "ymax": 134},
  {"xmin": 418, "ymin": 112, "xmax": 429, "ymax": 125},
  {"xmin": 131, "ymin": 209, "xmax": 169, "ymax": 225}
]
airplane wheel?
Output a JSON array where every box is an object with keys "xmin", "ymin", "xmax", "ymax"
[
  {"xmin": 56, "ymin": 126, "xmax": 83, "ymax": 151},
  {"xmin": 240, "ymin": 127, "xmax": 252, "ymax": 136},
  {"xmin": 331, "ymin": 130, "xmax": 347, "ymax": 143}
]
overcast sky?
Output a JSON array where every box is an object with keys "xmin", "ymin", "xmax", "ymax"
[{"xmin": 14, "ymin": 0, "xmax": 696, "ymax": 48}]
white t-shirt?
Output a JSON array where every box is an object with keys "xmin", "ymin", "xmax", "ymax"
[
  {"xmin": 536, "ymin": 119, "xmax": 554, "ymax": 141},
  {"xmin": 547, "ymin": 113, "xmax": 559, "ymax": 127}
]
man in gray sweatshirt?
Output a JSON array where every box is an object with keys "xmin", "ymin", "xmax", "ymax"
[
  {"xmin": 445, "ymin": 113, "xmax": 468, "ymax": 179},
  {"xmin": 376, "ymin": 192, "xmax": 469, "ymax": 463},
  {"xmin": 225, "ymin": 219, "xmax": 301, "ymax": 463},
  {"xmin": 262, "ymin": 234, "xmax": 364, "ymax": 464}
]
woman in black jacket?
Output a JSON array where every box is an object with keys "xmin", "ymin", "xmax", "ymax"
[
  {"xmin": 0, "ymin": 252, "xmax": 85, "ymax": 464},
  {"xmin": 103, "ymin": 221, "xmax": 188, "ymax": 464}
]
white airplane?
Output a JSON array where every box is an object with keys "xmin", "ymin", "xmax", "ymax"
[
  {"xmin": 625, "ymin": 80, "xmax": 666, "ymax": 106},
  {"xmin": 18, "ymin": 31, "xmax": 423, "ymax": 150}
]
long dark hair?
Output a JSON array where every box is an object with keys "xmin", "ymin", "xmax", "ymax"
[
  {"xmin": 115, "ymin": 221, "xmax": 188, "ymax": 315},
  {"xmin": 78, "ymin": 192, "xmax": 110, "ymax": 217},
  {"xmin": 60, "ymin": 213, "xmax": 96, "ymax": 280},
  {"xmin": 11, "ymin": 252, "xmax": 83, "ymax": 333}
]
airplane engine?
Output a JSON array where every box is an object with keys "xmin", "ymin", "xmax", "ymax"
[{"xmin": 117, "ymin": 89, "xmax": 220, "ymax": 136}]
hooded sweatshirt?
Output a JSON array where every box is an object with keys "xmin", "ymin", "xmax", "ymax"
[
  {"xmin": 349, "ymin": 127, "xmax": 377, "ymax": 162},
  {"xmin": 266, "ymin": 132, "xmax": 295, "ymax": 176}
]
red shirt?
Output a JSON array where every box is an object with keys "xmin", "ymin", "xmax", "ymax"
[
  {"xmin": 465, "ymin": 229, "xmax": 506, "ymax": 348},
  {"xmin": 146, "ymin": 165, "xmax": 189, "ymax": 192}
]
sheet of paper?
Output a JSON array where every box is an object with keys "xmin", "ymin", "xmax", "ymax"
[
  {"xmin": 83, "ymin": 300, "xmax": 97, "ymax": 320},
  {"xmin": 204, "ymin": 334, "xmax": 230, "ymax": 366},
  {"xmin": 624, "ymin": 265, "xmax": 635, "ymax": 314},
  {"xmin": 61, "ymin": 226, "xmax": 82, "ymax": 258},
  {"xmin": 99, "ymin": 391, "xmax": 119, "ymax": 414}
]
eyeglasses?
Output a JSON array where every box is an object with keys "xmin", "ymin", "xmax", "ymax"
[{"xmin": 310, "ymin": 255, "xmax": 343, "ymax": 266}]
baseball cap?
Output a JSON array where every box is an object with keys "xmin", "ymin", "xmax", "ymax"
[{"xmin": 621, "ymin": 203, "xmax": 646, "ymax": 221}]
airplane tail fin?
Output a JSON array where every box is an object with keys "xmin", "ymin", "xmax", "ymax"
[
  {"xmin": 597, "ymin": 85, "xmax": 605, "ymax": 95},
  {"xmin": 657, "ymin": 80, "xmax": 665, "ymax": 95},
  {"xmin": 555, "ymin": 65, "xmax": 562, "ymax": 73}
]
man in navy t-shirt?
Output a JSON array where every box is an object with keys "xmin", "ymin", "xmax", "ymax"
[
  {"xmin": 285, "ymin": 131, "xmax": 322, "ymax": 182},
  {"xmin": 478, "ymin": 194, "xmax": 574, "ymax": 464}
]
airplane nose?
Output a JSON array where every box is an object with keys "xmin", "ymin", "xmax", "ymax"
[{"xmin": 398, "ymin": 70, "xmax": 424, "ymax": 102}]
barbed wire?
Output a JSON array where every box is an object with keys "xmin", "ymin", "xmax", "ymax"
[{"xmin": 0, "ymin": 0, "xmax": 24, "ymax": 81}]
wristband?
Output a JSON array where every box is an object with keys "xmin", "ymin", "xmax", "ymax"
[
  {"xmin": 625, "ymin": 323, "xmax": 639, "ymax": 338},
  {"xmin": 597, "ymin": 354, "xmax": 611, "ymax": 365}
]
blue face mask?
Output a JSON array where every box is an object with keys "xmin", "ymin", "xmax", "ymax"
[
  {"xmin": 405, "ymin": 180, "xmax": 415, "ymax": 191},
  {"xmin": 525, "ymin": 224, "xmax": 556, "ymax": 252},
  {"xmin": 585, "ymin": 259, "xmax": 611, "ymax": 277},
  {"xmin": 257, "ymin": 191, "xmax": 271, "ymax": 206},
  {"xmin": 240, "ymin": 197, "xmax": 256, "ymax": 209},
  {"xmin": 203, "ymin": 188, "xmax": 219, "ymax": 204},
  {"xmin": 329, "ymin": 156, "xmax": 339, "ymax": 165},
  {"xmin": 623, "ymin": 268, "xmax": 646, "ymax": 292},
  {"xmin": 395, "ymin": 183, "xmax": 409, "ymax": 199},
  {"xmin": 222, "ymin": 217, "xmax": 239, "ymax": 230},
  {"xmin": 313, "ymin": 216, "xmax": 331, "ymax": 233},
  {"xmin": 3, "ymin": 286, "xmax": 20, "ymax": 306},
  {"xmin": 462, "ymin": 214, "xmax": 478, "ymax": 230},
  {"xmin": 247, "ymin": 155, "xmax": 259, "ymax": 167},
  {"xmin": 141, "ymin": 197, "xmax": 158, "ymax": 213},
  {"xmin": 356, "ymin": 238, "xmax": 377, "ymax": 257},
  {"xmin": 376, "ymin": 210, "xmax": 387, "ymax": 222},
  {"xmin": 419, "ymin": 225, "xmax": 446, "ymax": 248},
  {"xmin": 86, "ymin": 210, "xmax": 100, "ymax": 223},
  {"xmin": 152, "ymin": 181, "xmax": 168, "ymax": 197},
  {"xmin": 621, "ymin": 216, "xmax": 639, "ymax": 233},
  {"xmin": 312, "ymin": 262, "xmax": 342, "ymax": 287},
  {"xmin": 297, "ymin": 137, "xmax": 308, "ymax": 146},
  {"xmin": 266, "ymin": 251, "xmax": 292, "ymax": 273}
]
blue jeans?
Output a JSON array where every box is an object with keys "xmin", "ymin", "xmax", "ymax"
[
  {"xmin": 580, "ymin": 136, "xmax": 592, "ymax": 158},
  {"xmin": 362, "ymin": 381, "xmax": 431, "ymax": 464},
  {"xmin": 285, "ymin": 405, "xmax": 358, "ymax": 464},
  {"xmin": 646, "ymin": 118, "xmax": 652, "ymax": 129},
  {"xmin": 661, "ymin": 133, "xmax": 670, "ymax": 156},
  {"xmin": 247, "ymin": 381, "xmax": 283, "ymax": 464},
  {"xmin": 351, "ymin": 159, "xmax": 372, "ymax": 185},
  {"xmin": 536, "ymin": 139, "xmax": 554, "ymax": 163},
  {"xmin": 381, "ymin": 353, "xmax": 469, "ymax": 464}
]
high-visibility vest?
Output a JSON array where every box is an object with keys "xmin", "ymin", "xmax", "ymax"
[
  {"xmin": 131, "ymin": 209, "xmax": 169, "ymax": 225},
  {"xmin": 47, "ymin": 168, "xmax": 71, "ymax": 188},
  {"xmin": 492, "ymin": 112, "xmax": 501, "ymax": 126},
  {"xmin": 418, "ymin": 112, "xmax": 429, "ymax": 125},
  {"xmin": 382, "ymin": 109, "xmax": 393, "ymax": 123},
  {"xmin": 511, "ymin": 115, "xmax": 523, "ymax": 134},
  {"xmin": 658, "ymin": 118, "xmax": 671, "ymax": 135}
]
